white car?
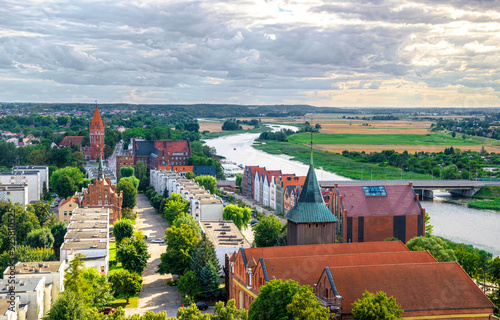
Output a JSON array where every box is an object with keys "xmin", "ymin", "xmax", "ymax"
[{"xmin": 151, "ymin": 238, "xmax": 164, "ymax": 243}]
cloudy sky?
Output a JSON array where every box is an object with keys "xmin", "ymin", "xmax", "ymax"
[{"xmin": 0, "ymin": 0, "xmax": 499, "ymax": 107}]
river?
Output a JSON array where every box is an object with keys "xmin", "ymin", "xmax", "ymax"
[{"xmin": 204, "ymin": 127, "xmax": 499, "ymax": 256}]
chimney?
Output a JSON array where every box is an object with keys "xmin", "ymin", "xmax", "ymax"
[
  {"xmin": 409, "ymin": 182, "xmax": 413, "ymax": 187},
  {"xmin": 334, "ymin": 183, "xmax": 338, "ymax": 188},
  {"xmin": 339, "ymin": 195, "xmax": 343, "ymax": 202},
  {"xmin": 415, "ymin": 194, "xmax": 419, "ymax": 201},
  {"xmin": 422, "ymin": 208, "xmax": 426, "ymax": 215}
]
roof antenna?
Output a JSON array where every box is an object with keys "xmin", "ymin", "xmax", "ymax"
[{"xmin": 310, "ymin": 115, "xmax": 314, "ymax": 166}]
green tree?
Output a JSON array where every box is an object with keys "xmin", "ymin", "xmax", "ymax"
[
  {"xmin": 176, "ymin": 304, "xmax": 212, "ymax": 320},
  {"xmin": 173, "ymin": 213, "xmax": 202, "ymax": 237},
  {"xmin": 50, "ymin": 167, "xmax": 84, "ymax": 198},
  {"xmin": 195, "ymin": 175, "xmax": 217, "ymax": 194},
  {"xmin": 177, "ymin": 270, "xmax": 201, "ymax": 302},
  {"xmin": 248, "ymin": 279, "xmax": 330, "ymax": 320},
  {"xmin": 117, "ymin": 180, "xmax": 137, "ymax": 209},
  {"xmin": 198, "ymin": 262, "xmax": 220, "ymax": 300},
  {"xmin": 425, "ymin": 212, "xmax": 433, "ymax": 235},
  {"xmin": 24, "ymin": 228, "xmax": 54, "ymax": 248},
  {"xmin": 454, "ymin": 244, "xmax": 481, "ymax": 277},
  {"xmin": 82, "ymin": 267, "xmax": 114, "ymax": 310},
  {"xmin": 489, "ymin": 257, "xmax": 500, "ymax": 285},
  {"xmin": 352, "ymin": 290, "xmax": 403, "ymax": 320},
  {"xmin": 120, "ymin": 166, "xmax": 135, "ymax": 178},
  {"xmin": 185, "ymin": 171, "xmax": 196, "ymax": 179},
  {"xmin": 64, "ymin": 254, "xmax": 88, "ymax": 298},
  {"xmin": 27, "ymin": 201, "xmax": 51, "ymax": 226},
  {"xmin": 109, "ymin": 270, "xmax": 143, "ymax": 303},
  {"xmin": 213, "ymin": 299, "xmax": 248, "ymax": 320},
  {"xmin": 235, "ymin": 173, "xmax": 242, "ymax": 192},
  {"xmin": 121, "ymin": 176, "xmax": 140, "ymax": 190},
  {"xmin": 43, "ymin": 181, "xmax": 50, "ymax": 201},
  {"xmin": 253, "ymin": 215, "xmax": 284, "ymax": 247},
  {"xmin": 163, "ymin": 193, "xmax": 190, "ymax": 224},
  {"xmin": 222, "ymin": 205, "xmax": 252, "ymax": 230},
  {"xmin": 190, "ymin": 234, "xmax": 219, "ymax": 276},
  {"xmin": 44, "ymin": 290, "xmax": 98, "ymax": 320},
  {"xmin": 0, "ymin": 245, "xmax": 56, "ymax": 274},
  {"xmin": 158, "ymin": 224, "xmax": 200, "ymax": 276},
  {"xmin": 134, "ymin": 162, "xmax": 147, "ymax": 180},
  {"xmin": 116, "ymin": 237, "xmax": 150, "ymax": 274},
  {"xmin": 113, "ymin": 219, "xmax": 135, "ymax": 244},
  {"xmin": 50, "ymin": 221, "xmax": 67, "ymax": 259},
  {"xmin": 2, "ymin": 205, "xmax": 40, "ymax": 244},
  {"xmin": 406, "ymin": 236, "xmax": 457, "ymax": 262}
]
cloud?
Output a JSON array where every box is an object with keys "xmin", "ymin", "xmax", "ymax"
[{"xmin": 0, "ymin": 0, "xmax": 498, "ymax": 106}]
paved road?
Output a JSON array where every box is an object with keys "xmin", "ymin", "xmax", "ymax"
[{"xmin": 125, "ymin": 193, "xmax": 181, "ymax": 317}]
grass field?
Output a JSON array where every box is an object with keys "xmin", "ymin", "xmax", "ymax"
[
  {"xmin": 288, "ymin": 133, "xmax": 482, "ymax": 146},
  {"xmin": 199, "ymin": 122, "xmax": 253, "ymax": 133}
]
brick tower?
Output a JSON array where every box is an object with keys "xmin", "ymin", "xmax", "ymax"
[{"xmin": 89, "ymin": 106, "xmax": 105, "ymax": 161}]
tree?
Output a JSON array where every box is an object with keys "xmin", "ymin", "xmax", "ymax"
[
  {"xmin": 163, "ymin": 193, "xmax": 190, "ymax": 224},
  {"xmin": 44, "ymin": 290, "xmax": 98, "ymax": 320},
  {"xmin": 50, "ymin": 167, "xmax": 84, "ymax": 198},
  {"xmin": 177, "ymin": 270, "xmax": 201, "ymax": 302},
  {"xmin": 27, "ymin": 201, "xmax": 51, "ymax": 226},
  {"xmin": 50, "ymin": 221, "xmax": 67, "ymax": 259},
  {"xmin": 134, "ymin": 161, "xmax": 147, "ymax": 180},
  {"xmin": 213, "ymin": 299, "xmax": 248, "ymax": 320},
  {"xmin": 352, "ymin": 290, "xmax": 403, "ymax": 320},
  {"xmin": 116, "ymin": 237, "xmax": 150, "ymax": 274},
  {"xmin": 454, "ymin": 244, "xmax": 481, "ymax": 277},
  {"xmin": 248, "ymin": 279, "xmax": 330, "ymax": 320},
  {"xmin": 43, "ymin": 181, "xmax": 50, "ymax": 201},
  {"xmin": 253, "ymin": 215, "xmax": 284, "ymax": 247},
  {"xmin": 120, "ymin": 176, "xmax": 140, "ymax": 190},
  {"xmin": 24, "ymin": 228, "xmax": 54, "ymax": 248},
  {"xmin": 406, "ymin": 236, "xmax": 457, "ymax": 262},
  {"xmin": 82, "ymin": 267, "xmax": 114, "ymax": 310},
  {"xmin": 158, "ymin": 224, "xmax": 200, "ymax": 275},
  {"xmin": 117, "ymin": 180, "xmax": 137, "ymax": 209},
  {"xmin": 195, "ymin": 175, "xmax": 217, "ymax": 194},
  {"xmin": 120, "ymin": 166, "xmax": 135, "ymax": 178},
  {"xmin": 489, "ymin": 257, "xmax": 500, "ymax": 285},
  {"xmin": 109, "ymin": 270, "xmax": 143, "ymax": 303},
  {"xmin": 198, "ymin": 262, "xmax": 220, "ymax": 300},
  {"xmin": 185, "ymin": 171, "xmax": 196, "ymax": 179},
  {"xmin": 0, "ymin": 245, "xmax": 56, "ymax": 274},
  {"xmin": 190, "ymin": 234, "xmax": 219, "ymax": 276},
  {"xmin": 2, "ymin": 205, "xmax": 40, "ymax": 244},
  {"xmin": 235, "ymin": 173, "xmax": 242, "ymax": 192},
  {"xmin": 425, "ymin": 212, "xmax": 433, "ymax": 235},
  {"xmin": 113, "ymin": 219, "xmax": 135, "ymax": 244},
  {"xmin": 173, "ymin": 213, "xmax": 202, "ymax": 237},
  {"xmin": 223, "ymin": 205, "xmax": 252, "ymax": 230}
]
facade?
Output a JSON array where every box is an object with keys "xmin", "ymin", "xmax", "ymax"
[
  {"xmin": 60, "ymin": 241, "xmax": 108, "ymax": 275},
  {"xmin": 0, "ymin": 277, "xmax": 48, "ymax": 320},
  {"xmin": 330, "ymin": 184, "xmax": 425, "ymax": 243},
  {"xmin": 59, "ymin": 136, "xmax": 84, "ymax": 148},
  {"xmin": 286, "ymin": 162, "xmax": 338, "ymax": 246},
  {"xmin": 13, "ymin": 166, "xmax": 49, "ymax": 191},
  {"xmin": 0, "ymin": 185, "xmax": 28, "ymax": 208},
  {"xmin": 242, "ymin": 166, "xmax": 262, "ymax": 199},
  {"xmin": 57, "ymin": 196, "xmax": 80, "ymax": 223},
  {"xmin": 89, "ymin": 106, "xmax": 105, "ymax": 161},
  {"xmin": 315, "ymin": 263, "xmax": 495, "ymax": 319},
  {"xmin": 80, "ymin": 161, "xmax": 122, "ymax": 224},
  {"xmin": 0, "ymin": 171, "xmax": 40, "ymax": 204},
  {"xmin": 276, "ymin": 175, "xmax": 306, "ymax": 214},
  {"xmin": 0, "ymin": 297, "xmax": 19, "ymax": 320},
  {"xmin": 5, "ymin": 261, "xmax": 65, "ymax": 308}
]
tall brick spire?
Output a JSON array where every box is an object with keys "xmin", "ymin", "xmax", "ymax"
[{"xmin": 89, "ymin": 106, "xmax": 105, "ymax": 161}]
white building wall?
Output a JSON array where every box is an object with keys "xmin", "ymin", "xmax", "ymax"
[
  {"xmin": 199, "ymin": 202, "xmax": 224, "ymax": 221},
  {"xmin": 0, "ymin": 173, "xmax": 40, "ymax": 204}
]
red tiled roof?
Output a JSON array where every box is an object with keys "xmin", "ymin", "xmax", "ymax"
[
  {"xmin": 281, "ymin": 176, "xmax": 306, "ymax": 188},
  {"xmin": 153, "ymin": 140, "xmax": 190, "ymax": 153},
  {"xmin": 59, "ymin": 196, "xmax": 79, "ymax": 207},
  {"xmin": 60, "ymin": 136, "xmax": 84, "ymax": 147},
  {"xmin": 260, "ymin": 251, "xmax": 436, "ymax": 287},
  {"xmin": 336, "ymin": 185, "xmax": 422, "ymax": 217},
  {"xmin": 158, "ymin": 166, "xmax": 194, "ymax": 173},
  {"xmin": 242, "ymin": 241, "xmax": 409, "ymax": 264},
  {"xmin": 330, "ymin": 262, "xmax": 494, "ymax": 316},
  {"xmin": 90, "ymin": 107, "xmax": 104, "ymax": 128}
]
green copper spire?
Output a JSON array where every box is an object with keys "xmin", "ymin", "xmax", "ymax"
[{"xmin": 98, "ymin": 156, "xmax": 104, "ymax": 179}]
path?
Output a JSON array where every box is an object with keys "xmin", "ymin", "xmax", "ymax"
[{"xmin": 125, "ymin": 193, "xmax": 181, "ymax": 317}]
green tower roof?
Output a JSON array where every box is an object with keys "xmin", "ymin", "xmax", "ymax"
[{"xmin": 285, "ymin": 164, "xmax": 338, "ymax": 223}]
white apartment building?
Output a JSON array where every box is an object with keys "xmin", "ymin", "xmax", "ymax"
[
  {"xmin": 0, "ymin": 185, "xmax": 28, "ymax": 209},
  {"xmin": 0, "ymin": 171, "xmax": 40, "ymax": 204},
  {"xmin": 0, "ymin": 277, "xmax": 48, "ymax": 320}
]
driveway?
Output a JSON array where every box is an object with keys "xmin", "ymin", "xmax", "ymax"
[{"xmin": 125, "ymin": 193, "xmax": 181, "ymax": 317}]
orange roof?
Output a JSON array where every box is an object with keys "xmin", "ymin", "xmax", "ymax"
[
  {"xmin": 60, "ymin": 136, "xmax": 84, "ymax": 147},
  {"xmin": 281, "ymin": 175, "xmax": 306, "ymax": 188},
  {"xmin": 153, "ymin": 140, "xmax": 190, "ymax": 154},
  {"xmin": 259, "ymin": 251, "xmax": 436, "ymax": 287},
  {"xmin": 59, "ymin": 196, "xmax": 79, "ymax": 207},
  {"xmin": 335, "ymin": 185, "xmax": 423, "ymax": 217},
  {"xmin": 242, "ymin": 241, "xmax": 409, "ymax": 266},
  {"xmin": 329, "ymin": 262, "xmax": 494, "ymax": 316},
  {"xmin": 158, "ymin": 166, "xmax": 194, "ymax": 173},
  {"xmin": 90, "ymin": 106, "xmax": 104, "ymax": 128}
]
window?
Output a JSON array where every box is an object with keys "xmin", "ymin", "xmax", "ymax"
[
  {"xmin": 6, "ymin": 192, "xmax": 10, "ymax": 195},
  {"xmin": 362, "ymin": 186, "xmax": 387, "ymax": 196}
]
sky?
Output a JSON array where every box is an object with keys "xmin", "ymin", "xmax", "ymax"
[{"xmin": 0, "ymin": 0, "xmax": 499, "ymax": 107}]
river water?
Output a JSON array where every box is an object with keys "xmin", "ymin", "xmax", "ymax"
[{"xmin": 204, "ymin": 127, "xmax": 499, "ymax": 256}]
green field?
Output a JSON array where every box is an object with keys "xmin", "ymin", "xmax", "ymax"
[{"xmin": 287, "ymin": 133, "xmax": 482, "ymax": 145}]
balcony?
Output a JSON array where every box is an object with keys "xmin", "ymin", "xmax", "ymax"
[{"xmin": 316, "ymin": 296, "xmax": 342, "ymax": 316}]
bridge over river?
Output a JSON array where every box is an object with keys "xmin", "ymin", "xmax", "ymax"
[{"xmin": 318, "ymin": 180, "xmax": 500, "ymax": 198}]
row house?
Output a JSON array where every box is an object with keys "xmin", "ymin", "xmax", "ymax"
[
  {"xmin": 275, "ymin": 175, "xmax": 306, "ymax": 214},
  {"xmin": 242, "ymin": 166, "xmax": 263, "ymax": 199},
  {"xmin": 225, "ymin": 242, "xmax": 495, "ymax": 319}
]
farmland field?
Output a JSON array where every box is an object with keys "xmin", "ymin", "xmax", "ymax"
[
  {"xmin": 288, "ymin": 133, "xmax": 481, "ymax": 146},
  {"xmin": 319, "ymin": 121, "xmax": 432, "ymax": 135},
  {"xmin": 199, "ymin": 121, "xmax": 252, "ymax": 132},
  {"xmin": 313, "ymin": 144, "xmax": 500, "ymax": 154}
]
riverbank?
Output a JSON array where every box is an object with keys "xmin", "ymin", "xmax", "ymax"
[
  {"xmin": 253, "ymin": 140, "xmax": 432, "ymax": 180},
  {"xmin": 468, "ymin": 186, "xmax": 500, "ymax": 211}
]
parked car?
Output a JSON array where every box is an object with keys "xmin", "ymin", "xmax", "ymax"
[
  {"xmin": 250, "ymin": 219, "xmax": 259, "ymax": 227},
  {"xmin": 196, "ymin": 301, "xmax": 209, "ymax": 311},
  {"xmin": 98, "ymin": 307, "xmax": 116, "ymax": 314},
  {"xmin": 151, "ymin": 238, "xmax": 164, "ymax": 243}
]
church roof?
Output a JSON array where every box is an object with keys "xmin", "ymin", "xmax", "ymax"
[
  {"xmin": 90, "ymin": 107, "xmax": 104, "ymax": 128},
  {"xmin": 60, "ymin": 136, "xmax": 84, "ymax": 147},
  {"xmin": 285, "ymin": 164, "xmax": 338, "ymax": 223}
]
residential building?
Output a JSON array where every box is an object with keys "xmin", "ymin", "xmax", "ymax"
[
  {"xmin": 0, "ymin": 277, "xmax": 48, "ymax": 320},
  {"xmin": 0, "ymin": 297, "xmax": 19, "ymax": 320},
  {"xmin": 276, "ymin": 175, "xmax": 306, "ymax": 214},
  {"xmin": 0, "ymin": 171, "xmax": 40, "ymax": 204},
  {"xmin": 64, "ymin": 229, "xmax": 108, "ymax": 242},
  {"xmin": 285, "ymin": 161, "xmax": 338, "ymax": 246},
  {"xmin": 5, "ymin": 261, "xmax": 65, "ymax": 307},
  {"xmin": 60, "ymin": 241, "xmax": 108, "ymax": 275},
  {"xmin": 330, "ymin": 183, "xmax": 425, "ymax": 243},
  {"xmin": 59, "ymin": 136, "xmax": 84, "ymax": 148},
  {"xmin": 57, "ymin": 196, "xmax": 80, "ymax": 223},
  {"xmin": 242, "ymin": 166, "xmax": 262, "ymax": 199},
  {"xmin": 89, "ymin": 106, "xmax": 105, "ymax": 161},
  {"xmin": 0, "ymin": 185, "xmax": 28, "ymax": 208},
  {"xmin": 13, "ymin": 166, "xmax": 49, "ymax": 191}
]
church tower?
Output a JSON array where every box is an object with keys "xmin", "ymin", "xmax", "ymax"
[
  {"xmin": 286, "ymin": 138, "xmax": 338, "ymax": 245},
  {"xmin": 89, "ymin": 106, "xmax": 105, "ymax": 161}
]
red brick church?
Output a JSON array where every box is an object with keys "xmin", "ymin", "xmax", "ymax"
[{"xmin": 89, "ymin": 106, "xmax": 105, "ymax": 161}]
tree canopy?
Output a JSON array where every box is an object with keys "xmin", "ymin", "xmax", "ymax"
[
  {"xmin": 195, "ymin": 175, "xmax": 217, "ymax": 194},
  {"xmin": 50, "ymin": 166, "xmax": 84, "ymax": 198},
  {"xmin": 24, "ymin": 228, "xmax": 54, "ymax": 249},
  {"xmin": 109, "ymin": 269, "xmax": 143, "ymax": 303},
  {"xmin": 253, "ymin": 215, "xmax": 285, "ymax": 247},
  {"xmin": 113, "ymin": 219, "xmax": 135, "ymax": 244},
  {"xmin": 158, "ymin": 224, "xmax": 200, "ymax": 276},
  {"xmin": 163, "ymin": 193, "xmax": 190, "ymax": 224},
  {"xmin": 116, "ymin": 237, "xmax": 150, "ymax": 274},
  {"xmin": 222, "ymin": 205, "xmax": 252, "ymax": 230},
  {"xmin": 406, "ymin": 236, "xmax": 457, "ymax": 262},
  {"xmin": 117, "ymin": 180, "xmax": 137, "ymax": 209},
  {"xmin": 352, "ymin": 290, "xmax": 403, "ymax": 320}
]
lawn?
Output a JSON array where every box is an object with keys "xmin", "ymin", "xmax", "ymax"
[
  {"xmin": 108, "ymin": 241, "xmax": 139, "ymax": 308},
  {"xmin": 109, "ymin": 296, "xmax": 139, "ymax": 309},
  {"xmin": 108, "ymin": 242, "xmax": 123, "ymax": 276},
  {"xmin": 287, "ymin": 133, "xmax": 481, "ymax": 145}
]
